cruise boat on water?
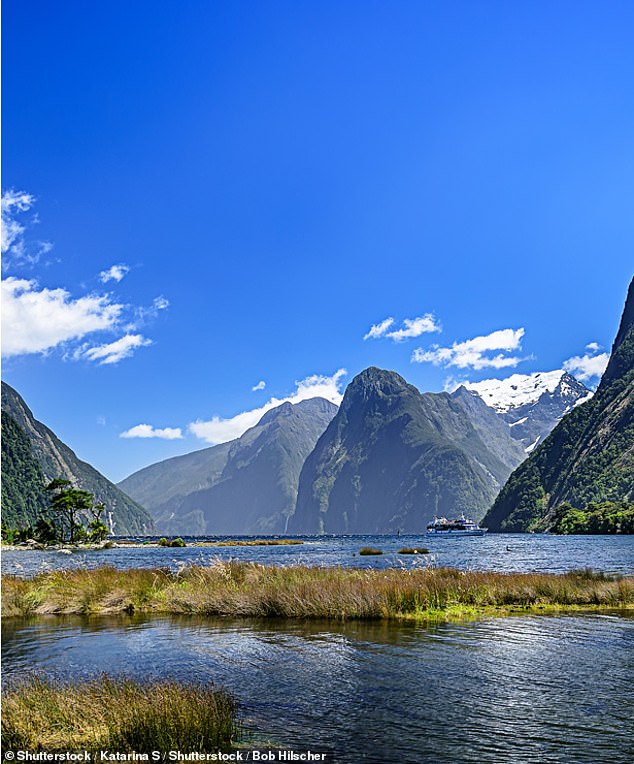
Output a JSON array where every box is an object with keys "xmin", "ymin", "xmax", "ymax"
[{"xmin": 426, "ymin": 514, "xmax": 487, "ymax": 536}]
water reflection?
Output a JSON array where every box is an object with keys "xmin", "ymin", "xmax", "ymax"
[{"xmin": 2, "ymin": 613, "xmax": 633, "ymax": 764}]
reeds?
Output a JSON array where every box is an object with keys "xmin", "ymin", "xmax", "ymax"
[
  {"xmin": 1, "ymin": 675, "xmax": 237, "ymax": 753},
  {"xmin": 2, "ymin": 563, "xmax": 632, "ymax": 620}
]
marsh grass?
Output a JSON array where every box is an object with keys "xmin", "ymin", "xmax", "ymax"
[
  {"xmin": 1, "ymin": 675, "xmax": 237, "ymax": 753},
  {"xmin": 3, "ymin": 563, "xmax": 632, "ymax": 621},
  {"xmin": 359, "ymin": 547, "xmax": 383, "ymax": 555},
  {"xmin": 398, "ymin": 548, "xmax": 430, "ymax": 555}
]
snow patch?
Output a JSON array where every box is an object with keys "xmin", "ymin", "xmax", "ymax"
[
  {"xmin": 509, "ymin": 417, "xmax": 528, "ymax": 427},
  {"xmin": 525, "ymin": 436, "xmax": 541, "ymax": 454},
  {"xmin": 464, "ymin": 370, "xmax": 569, "ymax": 413}
]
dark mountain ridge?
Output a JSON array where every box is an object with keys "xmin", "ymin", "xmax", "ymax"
[
  {"xmin": 1, "ymin": 382, "xmax": 153, "ymax": 534},
  {"xmin": 290, "ymin": 368, "xmax": 526, "ymax": 533}
]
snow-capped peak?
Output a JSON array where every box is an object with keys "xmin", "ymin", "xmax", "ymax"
[{"xmin": 463, "ymin": 370, "xmax": 588, "ymax": 413}]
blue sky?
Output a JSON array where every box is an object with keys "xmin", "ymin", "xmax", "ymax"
[{"xmin": 2, "ymin": 1, "xmax": 633, "ymax": 482}]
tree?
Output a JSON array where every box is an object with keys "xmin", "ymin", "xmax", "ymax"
[
  {"xmin": 45, "ymin": 479, "xmax": 105, "ymax": 543},
  {"xmin": 87, "ymin": 502, "xmax": 109, "ymax": 542}
]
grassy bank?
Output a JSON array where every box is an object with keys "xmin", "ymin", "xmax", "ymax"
[
  {"xmin": 3, "ymin": 563, "xmax": 633, "ymax": 620},
  {"xmin": 1, "ymin": 675, "xmax": 237, "ymax": 753}
]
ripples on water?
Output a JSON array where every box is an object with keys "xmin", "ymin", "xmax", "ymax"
[
  {"xmin": 2, "ymin": 533, "xmax": 634, "ymax": 577},
  {"xmin": 3, "ymin": 534, "xmax": 633, "ymax": 763},
  {"xmin": 2, "ymin": 613, "xmax": 633, "ymax": 764}
]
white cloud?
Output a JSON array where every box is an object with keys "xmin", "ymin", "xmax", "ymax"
[
  {"xmin": 190, "ymin": 368, "xmax": 347, "ymax": 444},
  {"xmin": 387, "ymin": 314, "xmax": 441, "ymax": 341},
  {"xmin": 364, "ymin": 313, "xmax": 441, "ymax": 342},
  {"xmin": 99, "ymin": 264, "xmax": 130, "ymax": 283},
  {"xmin": 2, "ymin": 190, "xmax": 169, "ymax": 366},
  {"xmin": 442, "ymin": 376, "xmax": 465, "ymax": 393},
  {"xmin": 563, "ymin": 345, "xmax": 609, "ymax": 382},
  {"xmin": 1, "ymin": 277, "xmax": 123, "ymax": 357},
  {"xmin": 153, "ymin": 296, "xmax": 169, "ymax": 311},
  {"xmin": 412, "ymin": 328, "xmax": 526, "ymax": 370},
  {"xmin": 252, "ymin": 380, "xmax": 266, "ymax": 391},
  {"xmin": 120, "ymin": 424, "xmax": 183, "ymax": 440},
  {"xmin": 82, "ymin": 334, "xmax": 152, "ymax": 365},
  {"xmin": 364, "ymin": 317, "xmax": 395, "ymax": 340},
  {"xmin": 1, "ymin": 190, "xmax": 52, "ymax": 269},
  {"xmin": 1, "ymin": 190, "xmax": 35, "ymax": 255}
]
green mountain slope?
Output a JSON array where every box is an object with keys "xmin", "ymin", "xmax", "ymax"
[
  {"xmin": 1, "ymin": 412, "xmax": 49, "ymax": 529},
  {"xmin": 1, "ymin": 382, "xmax": 154, "ymax": 535},
  {"xmin": 290, "ymin": 368, "xmax": 526, "ymax": 533},
  {"xmin": 483, "ymin": 277, "xmax": 634, "ymax": 532}
]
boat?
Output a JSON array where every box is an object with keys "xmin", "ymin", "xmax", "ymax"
[{"xmin": 426, "ymin": 514, "xmax": 487, "ymax": 536}]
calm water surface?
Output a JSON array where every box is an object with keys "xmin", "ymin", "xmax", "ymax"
[
  {"xmin": 2, "ymin": 533, "xmax": 633, "ymax": 577},
  {"xmin": 2, "ymin": 613, "xmax": 633, "ymax": 764}
]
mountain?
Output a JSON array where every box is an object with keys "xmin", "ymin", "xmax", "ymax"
[
  {"xmin": 483, "ymin": 278, "xmax": 634, "ymax": 532},
  {"xmin": 449, "ymin": 386, "xmax": 527, "ymax": 469},
  {"xmin": 118, "ymin": 441, "xmax": 234, "ymax": 534},
  {"xmin": 463, "ymin": 370, "xmax": 592, "ymax": 453},
  {"xmin": 120, "ymin": 397, "xmax": 338, "ymax": 534},
  {"xmin": 1, "ymin": 382, "xmax": 154, "ymax": 534},
  {"xmin": 290, "ymin": 368, "xmax": 527, "ymax": 534}
]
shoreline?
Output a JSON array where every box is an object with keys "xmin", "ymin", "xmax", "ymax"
[
  {"xmin": 0, "ymin": 538, "xmax": 305, "ymax": 551},
  {"xmin": 3, "ymin": 561, "xmax": 632, "ymax": 621}
]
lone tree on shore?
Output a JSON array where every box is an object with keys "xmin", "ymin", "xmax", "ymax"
[{"xmin": 45, "ymin": 479, "xmax": 108, "ymax": 543}]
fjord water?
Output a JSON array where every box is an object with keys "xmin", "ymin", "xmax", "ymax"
[
  {"xmin": 2, "ymin": 533, "xmax": 634, "ymax": 577},
  {"xmin": 3, "ymin": 612, "xmax": 633, "ymax": 764}
]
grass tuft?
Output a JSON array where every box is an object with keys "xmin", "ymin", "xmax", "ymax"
[
  {"xmin": 398, "ymin": 548, "xmax": 430, "ymax": 555},
  {"xmin": 1, "ymin": 675, "xmax": 237, "ymax": 753},
  {"xmin": 359, "ymin": 547, "xmax": 383, "ymax": 555}
]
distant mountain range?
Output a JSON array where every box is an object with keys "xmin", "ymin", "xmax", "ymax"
[
  {"xmin": 1, "ymin": 382, "xmax": 153, "ymax": 535},
  {"xmin": 118, "ymin": 365, "xmax": 592, "ymax": 535},
  {"xmin": 484, "ymin": 277, "xmax": 634, "ymax": 532},
  {"xmin": 119, "ymin": 398, "xmax": 338, "ymax": 534}
]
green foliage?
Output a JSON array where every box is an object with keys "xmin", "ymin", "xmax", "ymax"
[
  {"xmin": 1, "ymin": 412, "xmax": 49, "ymax": 529},
  {"xmin": 551, "ymin": 501, "xmax": 634, "ymax": 534},
  {"xmin": 34, "ymin": 517, "xmax": 58, "ymax": 544},
  {"xmin": 158, "ymin": 537, "xmax": 186, "ymax": 547},
  {"xmin": 87, "ymin": 519, "xmax": 109, "ymax": 542},
  {"xmin": 3, "ymin": 479, "xmax": 112, "ymax": 546},
  {"xmin": 45, "ymin": 480, "xmax": 95, "ymax": 543}
]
